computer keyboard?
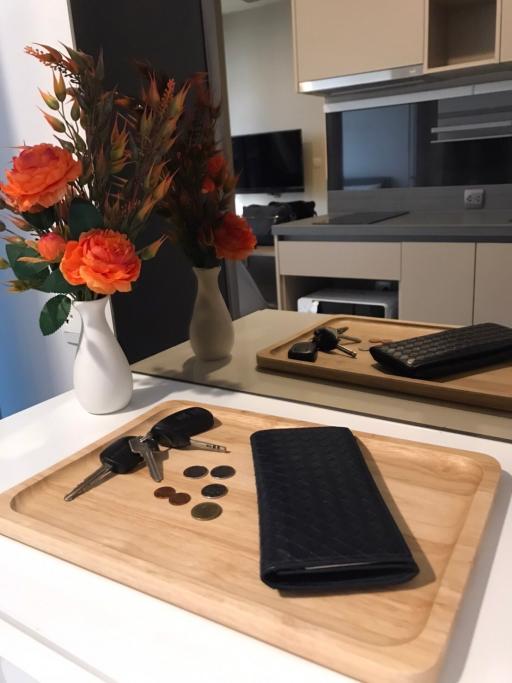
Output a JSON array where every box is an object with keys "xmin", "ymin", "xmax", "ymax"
[{"xmin": 370, "ymin": 322, "xmax": 512, "ymax": 379}]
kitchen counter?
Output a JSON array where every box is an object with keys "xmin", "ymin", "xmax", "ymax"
[
  {"xmin": 1, "ymin": 373, "xmax": 511, "ymax": 683},
  {"xmin": 273, "ymin": 210, "xmax": 512, "ymax": 241}
]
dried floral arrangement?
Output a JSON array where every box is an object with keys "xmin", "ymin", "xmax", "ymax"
[
  {"xmin": 154, "ymin": 74, "xmax": 256, "ymax": 268},
  {"xmin": 0, "ymin": 44, "xmax": 186, "ymax": 334}
]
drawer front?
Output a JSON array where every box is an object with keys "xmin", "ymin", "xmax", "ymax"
[
  {"xmin": 474, "ymin": 243, "xmax": 512, "ymax": 326},
  {"xmin": 400, "ymin": 243, "xmax": 475, "ymax": 325},
  {"xmin": 278, "ymin": 241, "xmax": 401, "ymax": 280}
]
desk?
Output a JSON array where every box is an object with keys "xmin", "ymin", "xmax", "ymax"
[{"xmin": 0, "ymin": 374, "xmax": 511, "ymax": 682}]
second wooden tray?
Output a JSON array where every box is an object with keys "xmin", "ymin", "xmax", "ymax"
[
  {"xmin": 256, "ymin": 315, "xmax": 512, "ymax": 411},
  {"xmin": 0, "ymin": 401, "xmax": 501, "ymax": 682}
]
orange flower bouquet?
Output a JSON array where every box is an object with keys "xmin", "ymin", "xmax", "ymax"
[
  {"xmin": 151, "ymin": 74, "xmax": 256, "ymax": 360},
  {"xmin": 156, "ymin": 75, "xmax": 256, "ymax": 268},
  {"xmin": 0, "ymin": 45, "xmax": 189, "ymax": 412},
  {"xmin": 0, "ymin": 44, "xmax": 186, "ymax": 336}
]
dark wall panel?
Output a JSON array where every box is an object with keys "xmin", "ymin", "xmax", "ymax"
[{"xmin": 69, "ymin": 0, "xmax": 215, "ymax": 363}]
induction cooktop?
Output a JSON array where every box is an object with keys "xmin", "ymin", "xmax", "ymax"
[{"xmin": 314, "ymin": 211, "xmax": 409, "ymax": 225}]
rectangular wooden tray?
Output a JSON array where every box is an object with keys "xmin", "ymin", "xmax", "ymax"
[
  {"xmin": 0, "ymin": 401, "xmax": 500, "ymax": 683},
  {"xmin": 256, "ymin": 315, "xmax": 512, "ymax": 411}
]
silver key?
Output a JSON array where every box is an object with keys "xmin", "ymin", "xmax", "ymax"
[
  {"xmin": 188, "ymin": 438, "xmax": 228, "ymax": 453},
  {"xmin": 129, "ymin": 436, "xmax": 162, "ymax": 482},
  {"xmin": 64, "ymin": 465, "xmax": 112, "ymax": 501}
]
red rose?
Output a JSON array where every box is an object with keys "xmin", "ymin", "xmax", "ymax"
[{"xmin": 214, "ymin": 212, "xmax": 257, "ymax": 260}]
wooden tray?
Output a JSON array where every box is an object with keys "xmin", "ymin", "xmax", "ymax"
[
  {"xmin": 256, "ymin": 315, "xmax": 512, "ymax": 411},
  {"xmin": 0, "ymin": 401, "xmax": 500, "ymax": 683}
]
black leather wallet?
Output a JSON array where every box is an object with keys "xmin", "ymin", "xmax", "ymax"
[
  {"xmin": 370, "ymin": 322, "xmax": 512, "ymax": 379},
  {"xmin": 250, "ymin": 426, "xmax": 419, "ymax": 591}
]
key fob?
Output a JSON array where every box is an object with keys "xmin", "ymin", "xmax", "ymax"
[
  {"xmin": 99, "ymin": 436, "xmax": 145, "ymax": 473},
  {"xmin": 313, "ymin": 327, "xmax": 338, "ymax": 352},
  {"xmin": 288, "ymin": 341, "xmax": 318, "ymax": 362},
  {"xmin": 150, "ymin": 407, "xmax": 215, "ymax": 447}
]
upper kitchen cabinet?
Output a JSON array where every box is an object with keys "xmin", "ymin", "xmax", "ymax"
[
  {"xmin": 292, "ymin": 0, "xmax": 425, "ymax": 92},
  {"xmin": 425, "ymin": 0, "xmax": 501, "ymax": 72},
  {"xmin": 502, "ymin": 0, "xmax": 512, "ymax": 61}
]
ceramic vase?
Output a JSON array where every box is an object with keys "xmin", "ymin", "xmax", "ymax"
[
  {"xmin": 73, "ymin": 297, "xmax": 133, "ymax": 414},
  {"xmin": 190, "ymin": 266, "xmax": 234, "ymax": 361}
]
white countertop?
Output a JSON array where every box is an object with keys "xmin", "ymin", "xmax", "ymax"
[{"xmin": 1, "ymin": 374, "xmax": 511, "ymax": 683}]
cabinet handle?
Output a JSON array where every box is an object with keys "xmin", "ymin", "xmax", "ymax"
[
  {"xmin": 431, "ymin": 133, "xmax": 512, "ymax": 144},
  {"xmin": 431, "ymin": 120, "xmax": 512, "ymax": 134}
]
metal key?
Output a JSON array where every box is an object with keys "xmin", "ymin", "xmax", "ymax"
[
  {"xmin": 129, "ymin": 436, "xmax": 162, "ymax": 482},
  {"xmin": 333, "ymin": 327, "xmax": 362, "ymax": 344},
  {"xmin": 159, "ymin": 431, "xmax": 228, "ymax": 452},
  {"xmin": 64, "ymin": 436, "xmax": 143, "ymax": 502}
]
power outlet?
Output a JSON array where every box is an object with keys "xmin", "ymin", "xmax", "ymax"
[{"xmin": 464, "ymin": 188, "xmax": 485, "ymax": 209}]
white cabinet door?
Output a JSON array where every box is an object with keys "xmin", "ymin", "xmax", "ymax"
[
  {"xmin": 400, "ymin": 243, "xmax": 475, "ymax": 325},
  {"xmin": 474, "ymin": 243, "xmax": 512, "ymax": 325},
  {"xmin": 293, "ymin": 0, "xmax": 425, "ymax": 84}
]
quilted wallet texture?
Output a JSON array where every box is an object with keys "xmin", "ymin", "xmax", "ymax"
[{"xmin": 250, "ymin": 427, "xmax": 419, "ymax": 591}]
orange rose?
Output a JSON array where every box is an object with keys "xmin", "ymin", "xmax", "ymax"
[
  {"xmin": 60, "ymin": 228, "xmax": 141, "ymax": 295},
  {"xmin": 37, "ymin": 232, "xmax": 66, "ymax": 261},
  {"xmin": 0, "ymin": 143, "xmax": 81, "ymax": 213},
  {"xmin": 201, "ymin": 177, "xmax": 216, "ymax": 194},
  {"xmin": 214, "ymin": 212, "xmax": 257, "ymax": 260},
  {"xmin": 201, "ymin": 155, "xmax": 227, "ymax": 194},
  {"xmin": 207, "ymin": 154, "xmax": 226, "ymax": 178}
]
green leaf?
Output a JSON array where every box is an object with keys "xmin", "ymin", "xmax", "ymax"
[
  {"xmin": 21, "ymin": 207, "xmax": 56, "ymax": 232},
  {"xmin": 39, "ymin": 294, "xmax": 71, "ymax": 336},
  {"xmin": 38, "ymin": 267, "xmax": 80, "ymax": 294},
  {"xmin": 5, "ymin": 243, "xmax": 50, "ymax": 280},
  {"xmin": 68, "ymin": 199, "xmax": 103, "ymax": 239}
]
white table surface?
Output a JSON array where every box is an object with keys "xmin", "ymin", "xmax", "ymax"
[{"xmin": 0, "ymin": 373, "xmax": 511, "ymax": 683}]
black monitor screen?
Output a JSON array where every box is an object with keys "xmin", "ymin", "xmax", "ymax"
[{"xmin": 232, "ymin": 129, "xmax": 304, "ymax": 193}]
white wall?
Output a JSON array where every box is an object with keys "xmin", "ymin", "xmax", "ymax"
[
  {"xmin": 0, "ymin": 0, "xmax": 76, "ymax": 416},
  {"xmin": 223, "ymin": 0, "xmax": 327, "ymax": 215}
]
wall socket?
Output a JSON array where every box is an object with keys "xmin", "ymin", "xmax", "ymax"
[{"xmin": 464, "ymin": 188, "xmax": 485, "ymax": 209}]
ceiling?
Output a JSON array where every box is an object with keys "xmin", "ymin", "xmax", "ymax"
[{"xmin": 221, "ymin": 0, "xmax": 285, "ymax": 14}]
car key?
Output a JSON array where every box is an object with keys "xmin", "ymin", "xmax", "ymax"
[
  {"xmin": 150, "ymin": 407, "xmax": 215, "ymax": 446},
  {"xmin": 314, "ymin": 327, "xmax": 358, "ymax": 358},
  {"xmin": 159, "ymin": 431, "xmax": 228, "ymax": 452},
  {"xmin": 288, "ymin": 341, "xmax": 318, "ymax": 362},
  {"xmin": 129, "ymin": 436, "xmax": 163, "ymax": 482},
  {"xmin": 64, "ymin": 436, "xmax": 144, "ymax": 501}
]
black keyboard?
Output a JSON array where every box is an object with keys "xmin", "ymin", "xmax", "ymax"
[{"xmin": 370, "ymin": 322, "xmax": 512, "ymax": 379}]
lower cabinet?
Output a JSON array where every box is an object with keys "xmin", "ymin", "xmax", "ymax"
[
  {"xmin": 399, "ymin": 243, "xmax": 476, "ymax": 325},
  {"xmin": 474, "ymin": 244, "xmax": 512, "ymax": 326}
]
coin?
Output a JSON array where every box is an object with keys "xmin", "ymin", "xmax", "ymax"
[
  {"xmin": 169, "ymin": 492, "xmax": 191, "ymax": 506},
  {"xmin": 183, "ymin": 465, "xmax": 209, "ymax": 479},
  {"xmin": 201, "ymin": 483, "xmax": 228, "ymax": 498},
  {"xmin": 210, "ymin": 465, "xmax": 236, "ymax": 479},
  {"xmin": 369, "ymin": 338, "xmax": 393, "ymax": 344},
  {"xmin": 154, "ymin": 486, "xmax": 175, "ymax": 498},
  {"xmin": 191, "ymin": 502, "xmax": 223, "ymax": 521},
  {"xmin": 358, "ymin": 345, "xmax": 372, "ymax": 352}
]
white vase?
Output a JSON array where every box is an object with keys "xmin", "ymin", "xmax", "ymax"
[
  {"xmin": 73, "ymin": 297, "xmax": 133, "ymax": 414},
  {"xmin": 190, "ymin": 266, "xmax": 234, "ymax": 361}
]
